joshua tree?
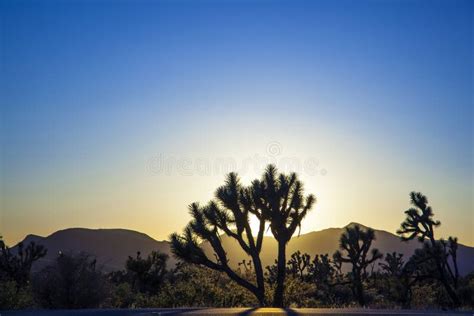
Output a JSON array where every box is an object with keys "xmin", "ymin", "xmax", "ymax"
[
  {"xmin": 170, "ymin": 172, "xmax": 267, "ymax": 306},
  {"xmin": 397, "ymin": 192, "xmax": 460, "ymax": 306},
  {"xmin": 287, "ymin": 251, "xmax": 311, "ymax": 280},
  {"xmin": 379, "ymin": 252, "xmax": 404, "ymax": 277},
  {"xmin": 250, "ymin": 165, "xmax": 316, "ymax": 307},
  {"xmin": 307, "ymin": 253, "xmax": 339, "ymax": 304},
  {"xmin": 0, "ymin": 237, "xmax": 47, "ymax": 288},
  {"xmin": 333, "ymin": 225, "xmax": 382, "ymax": 306}
]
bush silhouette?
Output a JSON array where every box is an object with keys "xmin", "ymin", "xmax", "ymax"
[{"xmin": 32, "ymin": 252, "xmax": 106, "ymax": 308}]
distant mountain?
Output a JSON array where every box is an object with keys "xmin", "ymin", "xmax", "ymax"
[
  {"xmin": 14, "ymin": 224, "xmax": 474, "ymax": 275},
  {"xmin": 201, "ymin": 222, "xmax": 474, "ymax": 275},
  {"xmin": 13, "ymin": 228, "xmax": 174, "ymax": 272}
]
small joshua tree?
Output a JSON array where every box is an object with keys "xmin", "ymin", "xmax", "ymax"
[
  {"xmin": 250, "ymin": 165, "xmax": 316, "ymax": 307},
  {"xmin": 397, "ymin": 192, "xmax": 460, "ymax": 306},
  {"xmin": 308, "ymin": 253, "xmax": 340, "ymax": 304},
  {"xmin": 333, "ymin": 225, "xmax": 382, "ymax": 306},
  {"xmin": 170, "ymin": 172, "xmax": 267, "ymax": 306},
  {"xmin": 0, "ymin": 237, "xmax": 47, "ymax": 288},
  {"xmin": 287, "ymin": 251, "xmax": 311, "ymax": 280}
]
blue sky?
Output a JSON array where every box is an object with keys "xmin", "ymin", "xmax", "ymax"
[{"xmin": 1, "ymin": 0, "xmax": 472, "ymax": 245}]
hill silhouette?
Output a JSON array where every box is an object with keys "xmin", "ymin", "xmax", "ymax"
[
  {"xmin": 14, "ymin": 228, "xmax": 174, "ymax": 272},
  {"xmin": 13, "ymin": 224, "xmax": 474, "ymax": 275}
]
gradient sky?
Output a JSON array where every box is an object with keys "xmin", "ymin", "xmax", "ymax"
[{"xmin": 1, "ymin": 0, "xmax": 473, "ymax": 246}]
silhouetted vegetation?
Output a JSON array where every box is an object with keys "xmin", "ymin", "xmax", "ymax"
[
  {"xmin": 1, "ymin": 189, "xmax": 473, "ymax": 310},
  {"xmin": 0, "ymin": 236, "xmax": 46, "ymax": 309},
  {"xmin": 333, "ymin": 225, "xmax": 383, "ymax": 306},
  {"xmin": 0, "ymin": 237, "xmax": 46, "ymax": 289},
  {"xmin": 171, "ymin": 165, "xmax": 315, "ymax": 306},
  {"xmin": 251, "ymin": 165, "xmax": 316, "ymax": 306},
  {"xmin": 32, "ymin": 252, "xmax": 107, "ymax": 308},
  {"xmin": 397, "ymin": 192, "xmax": 461, "ymax": 307},
  {"xmin": 170, "ymin": 171, "xmax": 268, "ymax": 305},
  {"xmin": 125, "ymin": 251, "xmax": 168, "ymax": 294}
]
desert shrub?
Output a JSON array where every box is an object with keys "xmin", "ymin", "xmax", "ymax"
[
  {"xmin": 107, "ymin": 282, "xmax": 135, "ymax": 308},
  {"xmin": 457, "ymin": 273, "xmax": 474, "ymax": 308},
  {"xmin": 0, "ymin": 280, "xmax": 34, "ymax": 309},
  {"xmin": 125, "ymin": 251, "xmax": 168, "ymax": 295},
  {"xmin": 284, "ymin": 276, "xmax": 316, "ymax": 307},
  {"xmin": 32, "ymin": 252, "xmax": 108, "ymax": 308},
  {"xmin": 159, "ymin": 262, "xmax": 257, "ymax": 307}
]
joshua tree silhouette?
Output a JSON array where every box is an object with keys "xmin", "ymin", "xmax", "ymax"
[
  {"xmin": 287, "ymin": 250, "xmax": 311, "ymax": 280},
  {"xmin": 249, "ymin": 165, "xmax": 316, "ymax": 307},
  {"xmin": 333, "ymin": 224, "xmax": 382, "ymax": 306},
  {"xmin": 397, "ymin": 192, "xmax": 460, "ymax": 306},
  {"xmin": 170, "ymin": 165, "xmax": 316, "ymax": 307},
  {"xmin": 170, "ymin": 172, "xmax": 267, "ymax": 306},
  {"xmin": 0, "ymin": 237, "xmax": 47, "ymax": 289},
  {"xmin": 378, "ymin": 252, "xmax": 417, "ymax": 308},
  {"xmin": 379, "ymin": 252, "xmax": 404, "ymax": 277}
]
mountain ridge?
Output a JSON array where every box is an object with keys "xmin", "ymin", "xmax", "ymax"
[{"xmin": 12, "ymin": 223, "xmax": 474, "ymax": 275}]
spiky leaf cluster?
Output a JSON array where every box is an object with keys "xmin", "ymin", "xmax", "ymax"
[
  {"xmin": 250, "ymin": 165, "xmax": 316, "ymax": 243},
  {"xmin": 397, "ymin": 192, "xmax": 441, "ymax": 242}
]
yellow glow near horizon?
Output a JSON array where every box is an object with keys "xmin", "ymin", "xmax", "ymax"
[{"xmin": 2, "ymin": 118, "xmax": 473, "ymax": 247}]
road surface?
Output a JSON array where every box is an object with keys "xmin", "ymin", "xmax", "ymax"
[{"xmin": 1, "ymin": 308, "xmax": 472, "ymax": 316}]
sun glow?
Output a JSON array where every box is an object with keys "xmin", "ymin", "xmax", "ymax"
[{"xmin": 248, "ymin": 213, "xmax": 272, "ymax": 237}]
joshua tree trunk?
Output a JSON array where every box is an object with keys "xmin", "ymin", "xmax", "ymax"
[
  {"xmin": 252, "ymin": 254, "xmax": 266, "ymax": 306},
  {"xmin": 273, "ymin": 240, "xmax": 287, "ymax": 307}
]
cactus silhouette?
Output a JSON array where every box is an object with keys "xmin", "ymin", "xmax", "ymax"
[
  {"xmin": 397, "ymin": 192, "xmax": 460, "ymax": 306},
  {"xmin": 333, "ymin": 224, "xmax": 382, "ymax": 306}
]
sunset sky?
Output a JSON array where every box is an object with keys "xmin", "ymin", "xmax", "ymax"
[{"xmin": 1, "ymin": 0, "xmax": 472, "ymax": 246}]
